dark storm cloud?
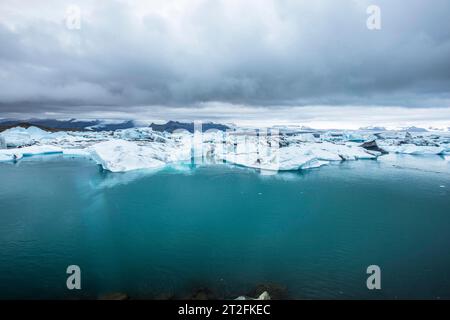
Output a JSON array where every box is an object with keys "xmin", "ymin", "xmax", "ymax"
[{"xmin": 0, "ymin": 0, "xmax": 450, "ymax": 116}]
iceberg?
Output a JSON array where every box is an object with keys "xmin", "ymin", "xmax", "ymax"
[
  {"xmin": 89, "ymin": 140, "xmax": 166, "ymax": 172},
  {"xmin": 307, "ymin": 146, "xmax": 343, "ymax": 161},
  {"xmin": 0, "ymin": 126, "xmax": 50, "ymax": 147},
  {"xmin": 16, "ymin": 145, "xmax": 62, "ymax": 156},
  {"xmin": 0, "ymin": 153, "xmax": 15, "ymax": 162},
  {"xmin": 0, "ymin": 145, "xmax": 62, "ymax": 160},
  {"xmin": 219, "ymin": 142, "xmax": 375, "ymax": 172},
  {"xmin": 1, "ymin": 125, "xmax": 448, "ymax": 173},
  {"xmin": 382, "ymin": 144, "xmax": 445, "ymax": 155},
  {"xmin": 301, "ymin": 160, "xmax": 330, "ymax": 169},
  {"xmin": 0, "ymin": 128, "xmax": 34, "ymax": 147},
  {"xmin": 287, "ymin": 133, "xmax": 317, "ymax": 143},
  {"xmin": 343, "ymin": 132, "xmax": 365, "ymax": 142},
  {"xmin": 277, "ymin": 146, "xmax": 319, "ymax": 171}
]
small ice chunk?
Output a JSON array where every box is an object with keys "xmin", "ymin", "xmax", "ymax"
[{"xmin": 235, "ymin": 291, "xmax": 271, "ymax": 300}]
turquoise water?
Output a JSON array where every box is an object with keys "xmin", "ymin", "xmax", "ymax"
[{"xmin": 0, "ymin": 155, "xmax": 449, "ymax": 299}]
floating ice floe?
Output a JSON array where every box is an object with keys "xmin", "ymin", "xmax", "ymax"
[
  {"xmin": 277, "ymin": 146, "xmax": 328, "ymax": 171},
  {"xmin": 1, "ymin": 125, "xmax": 449, "ymax": 173},
  {"xmin": 0, "ymin": 153, "xmax": 14, "ymax": 161},
  {"xmin": 381, "ymin": 144, "xmax": 445, "ymax": 155},
  {"xmin": 0, "ymin": 145, "xmax": 63, "ymax": 161},
  {"xmin": 217, "ymin": 142, "xmax": 376, "ymax": 171},
  {"xmin": 89, "ymin": 139, "xmax": 167, "ymax": 172}
]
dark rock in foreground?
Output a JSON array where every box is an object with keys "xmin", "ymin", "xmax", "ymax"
[
  {"xmin": 98, "ymin": 292, "xmax": 129, "ymax": 300},
  {"xmin": 248, "ymin": 282, "xmax": 288, "ymax": 300},
  {"xmin": 184, "ymin": 287, "xmax": 217, "ymax": 300}
]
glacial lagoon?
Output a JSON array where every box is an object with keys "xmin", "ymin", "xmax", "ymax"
[{"xmin": 0, "ymin": 155, "xmax": 449, "ymax": 299}]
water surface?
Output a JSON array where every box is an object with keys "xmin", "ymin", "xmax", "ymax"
[{"xmin": 0, "ymin": 155, "xmax": 449, "ymax": 299}]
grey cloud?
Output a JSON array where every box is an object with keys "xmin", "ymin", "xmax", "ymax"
[{"xmin": 0, "ymin": 0, "xmax": 450, "ymax": 117}]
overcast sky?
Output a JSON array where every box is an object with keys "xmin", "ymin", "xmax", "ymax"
[{"xmin": 0, "ymin": 0, "xmax": 449, "ymax": 127}]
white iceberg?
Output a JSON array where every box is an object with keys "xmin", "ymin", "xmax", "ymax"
[
  {"xmin": 1, "ymin": 125, "xmax": 448, "ymax": 174},
  {"xmin": 89, "ymin": 139, "xmax": 166, "ymax": 172},
  {"xmin": 0, "ymin": 126, "xmax": 50, "ymax": 147},
  {"xmin": 0, "ymin": 153, "xmax": 15, "ymax": 162},
  {"xmin": 0, "ymin": 145, "xmax": 62, "ymax": 161},
  {"xmin": 16, "ymin": 145, "xmax": 62, "ymax": 156},
  {"xmin": 219, "ymin": 141, "xmax": 375, "ymax": 172},
  {"xmin": 277, "ymin": 146, "xmax": 319, "ymax": 170},
  {"xmin": 382, "ymin": 144, "xmax": 445, "ymax": 155},
  {"xmin": 0, "ymin": 127, "xmax": 34, "ymax": 147}
]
